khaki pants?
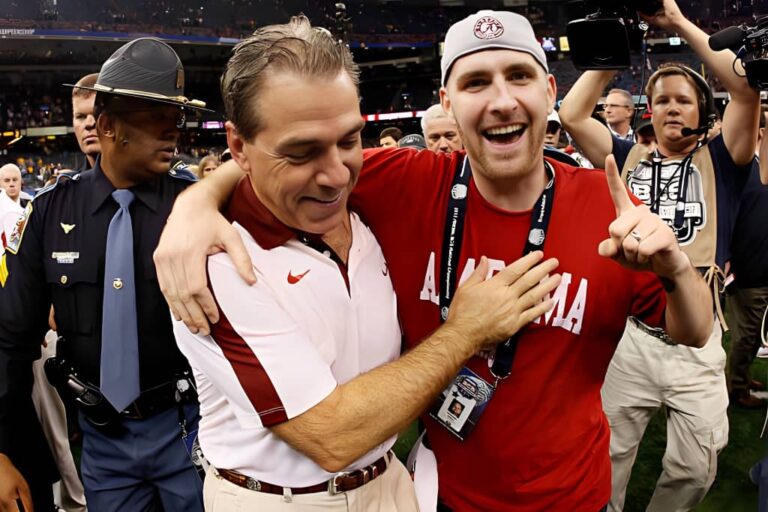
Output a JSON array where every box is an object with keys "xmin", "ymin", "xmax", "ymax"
[
  {"xmin": 204, "ymin": 457, "xmax": 419, "ymax": 512},
  {"xmin": 726, "ymin": 286, "xmax": 768, "ymax": 395},
  {"xmin": 602, "ymin": 319, "xmax": 728, "ymax": 512},
  {"xmin": 32, "ymin": 332, "xmax": 87, "ymax": 512}
]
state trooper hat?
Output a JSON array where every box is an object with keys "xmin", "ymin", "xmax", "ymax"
[
  {"xmin": 65, "ymin": 37, "xmax": 210, "ymax": 111},
  {"xmin": 441, "ymin": 10, "xmax": 548, "ymax": 86}
]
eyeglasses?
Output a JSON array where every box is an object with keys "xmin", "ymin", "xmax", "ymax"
[{"xmin": 603, "ymin": 103, "xmax": 633, "ymax": 110}]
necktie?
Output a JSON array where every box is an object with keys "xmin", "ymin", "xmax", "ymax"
[{"xmin": 100, "ymin": 189, "xmax": 140, "ymax": 412}]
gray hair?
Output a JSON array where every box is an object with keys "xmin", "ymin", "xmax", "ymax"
[
  {"xmin": 420, "ymin": 104, "xmax": 453, "ymax": 137},
  {"xmin": 607, "ymin": 88, "xmax": 634, "ymax": 108}
]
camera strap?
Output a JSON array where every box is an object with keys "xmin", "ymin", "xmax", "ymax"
[{"xmin": 438, "ymin": 156, "xmax": 555, "ymax": 385}]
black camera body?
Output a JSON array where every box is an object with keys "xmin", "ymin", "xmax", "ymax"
[
  {"xmin": 567, "ymin": 0, "xmax": 662, "ymax": 70},
  {"xmin": 709, "ymin": 17, "xmax": 768, "ymax": 89}
]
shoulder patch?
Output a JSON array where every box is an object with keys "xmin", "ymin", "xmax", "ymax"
[
  {"xmin": 168, "ymin": 160, "xmax": 198, "ymax": 182},
  {"xmin": 6, "ymin": 201, "xmax": 33, "ymax": 255}
]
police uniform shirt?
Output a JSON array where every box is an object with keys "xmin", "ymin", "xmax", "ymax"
[{"xmin": 0, "ymin": 159, "xmax": 196, "ymax": 394}]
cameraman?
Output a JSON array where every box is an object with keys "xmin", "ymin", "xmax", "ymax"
[{"xmin": 559, "ymin": 0, "xmax": 760, "ymax": 510}]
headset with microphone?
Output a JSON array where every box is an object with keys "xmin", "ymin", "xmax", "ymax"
[{"xmin": 651, "ymin": 65, "xmax": 717, "ymax": 138}]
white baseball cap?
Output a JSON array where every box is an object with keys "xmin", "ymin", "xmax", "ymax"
[{"xmin": 441, "ymin": 10, "xmax": 548, "ymax": 86}]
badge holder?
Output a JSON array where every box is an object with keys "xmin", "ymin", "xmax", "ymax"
[{"xmin": 429, "ymin": 367, "xmax": 495, "ymax": 441}]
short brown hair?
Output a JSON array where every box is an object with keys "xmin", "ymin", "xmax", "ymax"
[
  {"xmin": 72, "ymin": 73, "xmax": 99, "ymax": 99},
  {"xmin": 379, "ymin": 127, "xmax": 403, "ymax": 141},
  {"xmin": 221, "ymin": 15, "xmax": 360, "ymax": 141},
  {"xmin": 645, "ymin": 63, "xmax": 707, "ymax": 124}
]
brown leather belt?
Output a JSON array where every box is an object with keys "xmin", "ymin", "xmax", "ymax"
[{"xmin": 216, "ymin": 451, "xmax": 392, "ymax": 495}]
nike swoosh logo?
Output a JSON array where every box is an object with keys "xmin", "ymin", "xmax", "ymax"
[
  {"xmin": 287, "ymin": 269, "xmax": 310, "ymax": 284},
  {"xmin": 382, "ymin": 265, "xmax": 388, "ymax": 276}
]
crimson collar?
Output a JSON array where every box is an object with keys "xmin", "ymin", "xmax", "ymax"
[{"xmin": 225, "ymin": 176, "xmax": 303, "ymax": 250}]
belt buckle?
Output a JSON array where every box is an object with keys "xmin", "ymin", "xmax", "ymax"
[
  {"xmin": 245, "ymin": 477, "xmax": 262, "ymax": 492},
  {"xmin": 327, "ymin": 471, "xmax": 349, "ymax": 495}
]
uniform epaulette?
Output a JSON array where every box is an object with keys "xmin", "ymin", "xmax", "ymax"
[
  {"xmin": 31, "ymin": 172, "xmax": 81, "ymax": 203},
  {"xmin": 168, "ymin": 160, "xmax": 198, "ymax": 182}
]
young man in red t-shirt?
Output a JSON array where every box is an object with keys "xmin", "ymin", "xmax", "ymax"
[{"xmin": 153, "ymin": 10, "xmax": 714, "ymax": 512}]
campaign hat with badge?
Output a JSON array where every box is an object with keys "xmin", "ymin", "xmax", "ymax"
[{"xmin": 64, "ymin": 37, "xmax": 212, "ymax": 112}]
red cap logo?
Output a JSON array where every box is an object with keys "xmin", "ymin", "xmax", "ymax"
[{"xmin": 474, "ymin": 16, "xmax": 504, "ymax": 40}]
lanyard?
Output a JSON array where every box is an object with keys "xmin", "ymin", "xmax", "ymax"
[
  {"xmin": 438, "ymin": 156, "xmax": 556, "ymax": 385},
  {"xmin": 649, "ymin": 141, "xmax": 703, "ymax": 228}
]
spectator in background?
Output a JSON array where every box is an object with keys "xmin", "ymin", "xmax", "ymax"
[
  {"xmin": 197, "ymin": 154, "xmax": 218, "ymax": 178},
  {"xmin": 0, "ymin": 164, "xmax": 25, "ymax": 261},
  {"xmin": 603, "ymin": 88, "xmax": 635, "ymax": 140},
  {"xmin": 379, "ymin": 126, "xmax": 402, "ymax": 148},
  {"xmin": 0, "ymin": 163, "xmax": 25, "ymax": 208},
  {"xmin": 421, "ymin": 103, "xmax": 462, "ymax": 154},
  {"xmin": 70, "ymin": 73, "xmax": 101, "ymax": 171},
  {"xmin": 544, "ymin": 111, "xmax": 563, "ymax": 149},
  {"xmin": 726, "ymin": 107, "xmax": 768, "ymax": 408},
  {"xmin": 634, "ymin": 109, "xmax": 657, "ymax": 153},
  {"xmin": 398, "ymin": 133, "xmax": 427, "ymax": 150}
]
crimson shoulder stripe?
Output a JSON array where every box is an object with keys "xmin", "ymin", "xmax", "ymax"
[{"xmin": 209, "ymin": 283, "xmax": 288, "ymax": 426}]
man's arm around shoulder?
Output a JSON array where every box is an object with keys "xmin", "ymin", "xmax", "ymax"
[{"xmin": 271, "ymin": 253, "xmax": 562, "ymax": 472}]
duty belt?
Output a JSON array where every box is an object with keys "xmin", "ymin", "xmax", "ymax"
[{"xmin": 215, "ymin": 451, "xmax": 392, "ymax": 496}]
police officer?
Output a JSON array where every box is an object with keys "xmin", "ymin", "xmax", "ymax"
[{"xmin": 0, "ymin": 38, "xmax": 209, "ymax": 511}]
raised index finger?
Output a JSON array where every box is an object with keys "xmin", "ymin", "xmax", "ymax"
[{"xmin": 604, "ymin": 154, "xmax": 634, "ymax": 215}]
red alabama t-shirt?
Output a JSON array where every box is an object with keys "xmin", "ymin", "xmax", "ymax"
[{"xmin": 350, "ymin": 148, "xmax": 666, "ymax": 511}]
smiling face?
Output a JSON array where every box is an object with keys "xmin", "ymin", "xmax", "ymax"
[
  {"xmin": 441, "ymin": 49, "xmax": 555, "ymax": 186},
  {"xmin": 228, "ymin": 71, "xmax": 364, "ymax": 235},
  {"xmin": 649, "ymin": 74, "xmax": 701, "ymax": 154}
]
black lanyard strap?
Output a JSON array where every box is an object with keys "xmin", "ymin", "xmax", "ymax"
[
  {"xmin": 438, "ymin": 156, "xmax": 556, "ymax": 384},
  {"xmin": 650, "ymin": 141, "xmax": 704, "ymax": 228}
]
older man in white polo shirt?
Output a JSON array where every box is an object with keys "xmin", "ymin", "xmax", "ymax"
[{"xmin": 171, "ymin": 15, "xmax": 561, "ymax": 511}]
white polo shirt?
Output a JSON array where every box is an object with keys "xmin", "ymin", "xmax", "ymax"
[
  {"xmin": 173, "ymin": 177, "xmax": 401, "ymax": 487},
  {"xmin": 0, "ymin": 190, "xmax": 23, "ymax": 254}
]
